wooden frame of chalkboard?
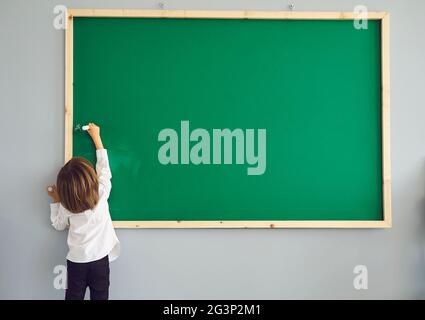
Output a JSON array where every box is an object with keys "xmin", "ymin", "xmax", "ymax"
[{"xmin": 65, "ymin": 9, "xmax": 391, "ymax": 228}]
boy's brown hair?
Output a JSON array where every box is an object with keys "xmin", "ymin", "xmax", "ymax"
[{"xmin": 57, "ymin": 157, "xmax": 99, "ymax": 213}]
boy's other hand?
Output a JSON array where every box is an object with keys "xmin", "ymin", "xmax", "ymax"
[
  {"xmin": 46, "ymin": 185, "xmax": 60, "ymax": 203},
  {"xmin": 87, "ymin": 122, "xmax": 104, "ymax": 150}
]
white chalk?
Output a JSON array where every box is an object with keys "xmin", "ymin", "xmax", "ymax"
[{"xmin": 82, "ymin": 125, "xmax": 90, "ymax": 131}]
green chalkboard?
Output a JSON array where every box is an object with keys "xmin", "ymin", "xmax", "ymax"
[{"xmin": 72, "ymin": 16, "xmax": 384, "ymax": 223}]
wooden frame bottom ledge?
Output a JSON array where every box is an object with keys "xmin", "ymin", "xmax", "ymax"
[{"xmin": 113, "ymin": 220, "xmax": 391, "ymax": 229}]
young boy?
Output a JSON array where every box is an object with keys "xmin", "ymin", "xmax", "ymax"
[{"xmin": 47, "ymin": 123, "xmax": 120, "ymax": 300}]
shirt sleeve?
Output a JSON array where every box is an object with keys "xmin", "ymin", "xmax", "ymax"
[
  {"xmin": 96, "ymin": 149, "xmax": 112, "ymax": 199},
  {"xmin": 50, "ymin": 203, "xmax": 69, "ymax": 231}
]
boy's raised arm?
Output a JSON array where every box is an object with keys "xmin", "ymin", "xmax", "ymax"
[{"xmin": 87, "ymin": 123, "xmax": 112, "ymax": 199}]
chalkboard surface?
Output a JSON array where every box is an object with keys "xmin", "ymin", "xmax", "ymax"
[{"xmin": 70, "ymin": 14, "xmax": 388, "ymax": 226}]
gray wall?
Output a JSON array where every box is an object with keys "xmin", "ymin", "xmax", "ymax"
[{"xmin": 1, "ymin": 0, "xmax": 424, "ymax": 299}]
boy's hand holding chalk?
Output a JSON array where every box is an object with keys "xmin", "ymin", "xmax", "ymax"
[{"xmin": 85, "ymin": 123, "xmax": 104, "ymax": 150}]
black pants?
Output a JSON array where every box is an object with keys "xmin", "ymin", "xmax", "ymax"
[{"xmin": 66, "ymin": 255, "xmax": 110, "ymax": 300}]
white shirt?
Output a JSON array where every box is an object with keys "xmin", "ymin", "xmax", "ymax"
[{"xmin": 50, "ymin": 149, "xmax": 120, "ymax": 263}]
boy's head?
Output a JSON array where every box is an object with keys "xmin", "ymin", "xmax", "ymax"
[{"xmin": 57, "ymin": 157, "xmax": 99, "ymax": 213}]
